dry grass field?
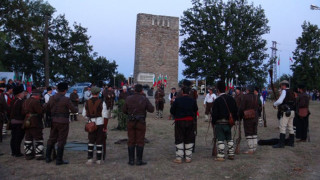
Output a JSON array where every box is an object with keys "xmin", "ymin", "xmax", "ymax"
[{"xmin": 0, "ymin": 95, "xmax": 319, "ymax": 180}]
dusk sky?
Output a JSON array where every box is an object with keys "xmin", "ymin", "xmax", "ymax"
[{"xmin": 46, "ymin": 0, "xmax": 320, "ymax": 80}]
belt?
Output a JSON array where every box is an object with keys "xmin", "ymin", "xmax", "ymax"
[
  {"xmin": 52, "ymin": 113, "xmax": 69, "ymax": 118},
  {"xmin": 11, "ymin": 119, "xmax": 24, "ymax": 124},
  {"xmin": 216, "ymin": 119, "xmax": 229, "ymax": 125},
  {"xmin": 175, "ymin": 116, "xmax": 194, "ymax": 121}
]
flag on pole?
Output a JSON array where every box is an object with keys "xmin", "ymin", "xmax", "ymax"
[
  {"xmin": 157, "ymin": 74, "xmax": 161, "ymax": 85},
  {"xmin": 22, "ymin": 72, "xmax": 25, "ymax": 84},
  {"xmin": 225, "ymin": 79, "xmax": 228, "ymax": 92},
  {"xmin": 121, "ymin": 81, "xmax": 124, "ymax": 87},
  {"xmin": 278, "ymin": 57, "xmax": 280, "ymax": 65},
  {"xmin": 153, "ymin": 76, "xmax": 156, "ymax": 87},
  {"xmin": 289, "ymin": 57, "xmax": 293, "ymax": 63},
  {"xmin": 231, "ymin": 78, "xmax": 234, "ymax": 90},
  {"xmin": 164, "ymin": 75, "xmax": 167, "ymax": 87}
]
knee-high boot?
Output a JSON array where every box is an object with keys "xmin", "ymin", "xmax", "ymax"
[
  {"xmin": 56, "ymin": 147, "xmax": 69, "ymax": 165},
  {"xmin": 128, "ymin": 146, "xmax": 135, "ymax": 165},
  {"xmin": 136, "ymin": 146, "xmax": 147, "ymax": 166}
]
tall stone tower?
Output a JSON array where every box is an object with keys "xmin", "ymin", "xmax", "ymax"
[{"xmin": 133, "ymin": 13, "xmax": 179, "ymax": 88}]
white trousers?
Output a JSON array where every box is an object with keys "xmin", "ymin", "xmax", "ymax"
[{"xmin": 279, "ymin": 111, "xmax": 295, "ymax": 134}]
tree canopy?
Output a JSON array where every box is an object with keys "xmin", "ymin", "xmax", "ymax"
[
  {"xmin": 0, "ymin": 0, "xmax": 118, "ymax": 86},
  {"xmin": 291, "ymin": 21, "xmax": 320, "ymax": 90},
  {"xmin": 180, "ymin": 0, "xmax": 270, "ymax": 87}
]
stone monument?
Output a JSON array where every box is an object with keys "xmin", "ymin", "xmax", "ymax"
[{"xmin": 133, "ymin": 13, "xmax": 179, "ymax": 88}]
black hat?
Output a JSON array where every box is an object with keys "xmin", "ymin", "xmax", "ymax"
[
  {"xmin": 13, "ymin": 85, "xmax": 24, "ymax": 95},
  {"xmin": 6, "ymin": 84, "xmax": 13, "ymax": 90},
  {"xmin": 236, "ymin": 87, "xmax": 241, "ymax": 91},
  {"xmin": 0, "ymin": 83, "xmax": 5, "ymax": 88},
  {"xmin": 47, "ymin": 86, "xmax": 52, "ymax": 91},
  {"xmin": 254, "ymin": 86, "xmax": 260, "ymax": 92},
  {"xmin": 57, "ymin": 82, "xmax": 68, "ymax": 91},
  {"xmin": 182, "ymin": 80, "xmax": 192, "ymax": 87}
]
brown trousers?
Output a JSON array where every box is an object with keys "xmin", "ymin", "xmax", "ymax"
[
  {"xmin": 88, "ymin": 125, "xmax": 105, "ymax": 145},
  {"xmin": 156, "ymin": 101, "xmax": 164, "ymax": 111},
  {"xmin": 205, "ymin": 102, "xmax": 213, "ymax": 115},
  {"xmin": 243, "ymin": 118, "xmax": 258, "ymax": 136},
  {"xmin": 47, "ymin": 122, "xmax": 69, "ymax": 148},
  {"xmin": 175, "ymin": 120, "xmax": 195, "ymax": 144},
  {"xmin": 127, "ymin": 121, "xmax": 146, "ymax": 147},
  {"xmin": 25, "ymin": 128, "xmax": 43, "ymax": 141}
]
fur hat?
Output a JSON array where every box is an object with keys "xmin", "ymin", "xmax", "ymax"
[
  {"xmin": 13, "ymin": 85, "xmax": 24, "ymax": 95},
  {"xmin": 47, "ymin": 87, "xmax": 52, "ymax": 91},
  {"xmin": 6, "ymin": 84, "xmax": 13, "ymax": 90},
  {"xmin": 182, "ymin": 79, "xmax": 192, "ymax": 87},
  {"xmin": 280, "ymin": 80, "xmax": 289, "ymax": 86},
  {"xmin": 123, "ymin": 86, "xmax": 127, "ymax": 90},
  {"xmin": 0, "ymin": 83, "xmax": 6, "ymax": 88},
  {"xmin": 91, "ymin": 87, "xmax": 101, "ymax": 95},
  {"xmin": 57, "ymin": 82, "xmax": 68, "ymax": 91}
]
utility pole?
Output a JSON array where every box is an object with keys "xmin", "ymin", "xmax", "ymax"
[
  {"xmin": 271, "ymin": 41, "xmax": 278, "ymax": 83},
  {"xmin": 44, "ymin": 16, "xmax": 49, "ymax": 87}
]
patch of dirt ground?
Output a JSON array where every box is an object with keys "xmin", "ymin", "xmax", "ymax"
[{"xmin": 0, "ymin": 95, "xmax": 319, "ymax": 180}]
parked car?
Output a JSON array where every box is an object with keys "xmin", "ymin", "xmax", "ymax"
[
  {"xmin": 74, "ymin": 82, "xmax": 91, "ymax": 87},
  {"xmin": 65, "ymin": 86, "xmax": 87, "ymax": 104}
]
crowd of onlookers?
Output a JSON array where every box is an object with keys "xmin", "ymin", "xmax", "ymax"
[{"xmin": 306, "ymin": 90, "xmax": 320, "ymax": 101}]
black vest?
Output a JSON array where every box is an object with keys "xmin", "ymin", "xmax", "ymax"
[{"xmin": 281, "ymin": 89, "xmax": 295, "ymax": 110}]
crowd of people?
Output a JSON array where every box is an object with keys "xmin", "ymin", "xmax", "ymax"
[{"xmin": 0, "ymin": 78, "xmax": 311, "ymax": 166}]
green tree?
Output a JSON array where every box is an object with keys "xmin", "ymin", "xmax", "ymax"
[
  {"xmin": 291, "ymin": 21, "xmax": 320, "ymax": 90},
  {"xmin": 0, "ymin": 0, "xmax": 55, "ymax": 85},
  {"xmin": 89, "ymin": 56, "xmax": 117, "ymax": 83},
  {"xmin": 180, "ymin": 0, "xmax": 270, "ymax": 86},
  {"xmin": 109, "ymin": 73, "xmax": 127, "ymax": 87},
  {"xmin": 1, "ymin": 0, "xmax": 120, "ymax": 86}
]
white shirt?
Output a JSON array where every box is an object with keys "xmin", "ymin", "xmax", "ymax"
[
  {"xmin": 82, "ymin": 100, "xmax": 108, "ymax": 125},
  {"xmin": 204, "ymin": 93, "xmax": 217, "ymax": 104},
  {"xmin": 168, "ymin": 92, "xmax": 177, "ymax": 101},
  {"xmin": 274, "ymin": 89, "xmax": 287, "ymax": 107},
  {"xmin": 44, "ymin": 93, "xmax": 52, "ymax": 103},
  {"xmin": 260, "ymin": 95, "xmax": 264, "ymax": 105},
  {"xmin": 84, "ymin": 90, "xmax": 92, "ymax": 100}
]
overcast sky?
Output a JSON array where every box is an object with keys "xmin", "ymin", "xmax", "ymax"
[{"xmin": 46, "ymin": 0, "xmax": 320, "ymax": 80}]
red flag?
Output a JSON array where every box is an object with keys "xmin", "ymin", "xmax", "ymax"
[
  {"xmin": 121, "ymin": 81, "xmax": 124, "ymax": 87},
  {"xmin": 289, "ymin": 57, "xmax": 293, "ymax": 63},
  {"xmin": 278, "ymin": 57, "xmax": 280, "ymax": 65}
]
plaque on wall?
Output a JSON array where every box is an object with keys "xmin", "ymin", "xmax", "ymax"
[{"xmin": 138, "ymin": 73, "xmax": 155, "ymax": 83}]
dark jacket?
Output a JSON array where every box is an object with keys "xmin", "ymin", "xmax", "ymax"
[
  {"xmin": 103, "ymin": 89, "xmax": 115, "ymax": 109},
  {"xmin": 70, "ymin": 92, "xmax": 79, "ymax": 107},
  {"xmin": 47, "ymin": 93, "xmax": 77, "ymax": 124},
  {"xmin": 22, "ymin": 97, "xmax": 44, "ymax": 128},
  {"xmin": 10, "ymin": 98, "xmax": 25, "ymax": 122},
  {"xmin": 123, "ymin": 93, "xmax": 154, "ymax": 116},
  {"xmin": 170, "ymin": 95, "xmax": 198, "ymax": 119},
  {"xmin": 119, "ymin": 91, "xmax": 129, "ymax": 101},
  {"xmin": 297, "ymin": 93, "xmax": 309, "ymax": 109},
  {"xmin": 155, "ymin": 89, "xmax": 165, "ymax": 102},
  {"xmin": 238, "ymin": 93, "xmax": 259, "ymax": 120},
  {"xmin": 212, "ymin": 94, "xmax": 238, "ymax": 124}
]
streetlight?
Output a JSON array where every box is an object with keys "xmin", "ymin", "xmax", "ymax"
[
  {"xmin": 311, "ymin": 4, "xmax": 320, "ymax": 10},
  {"xmin": 113, "ymin": 74, "xmax": 116, "ymax": 88},
  {"xmin": 235, "ymin": 74, "xmax": 238, "ymax": 87}
]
